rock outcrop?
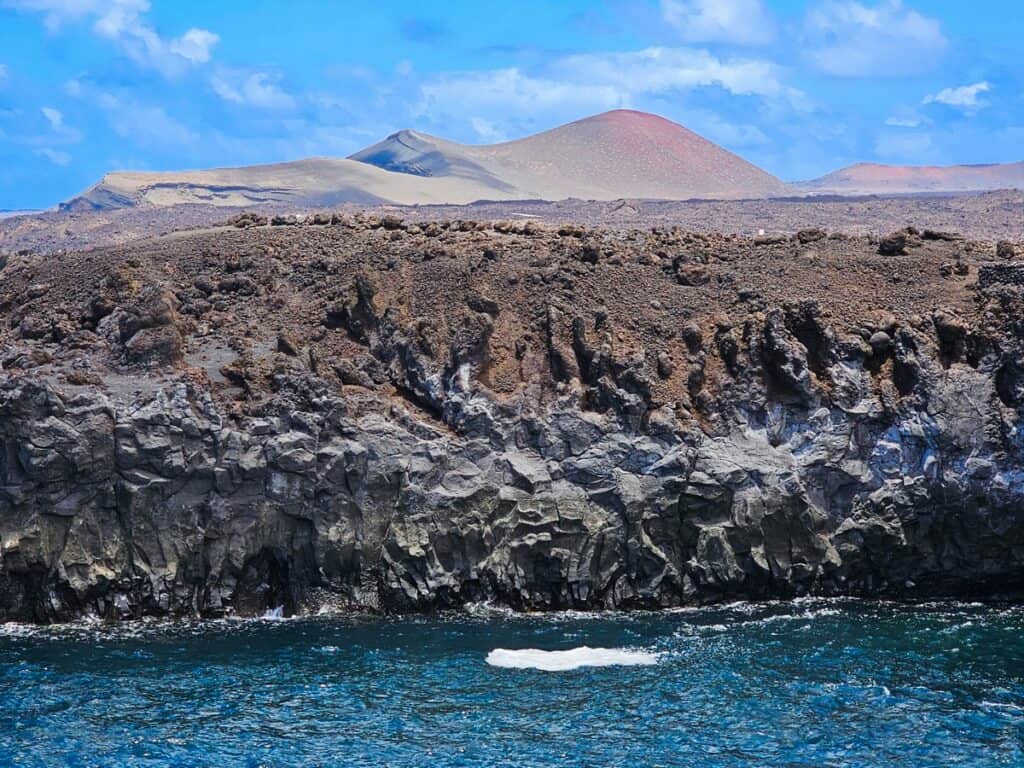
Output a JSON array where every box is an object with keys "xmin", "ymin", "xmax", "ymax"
[
  {"xmin": 2, "ymin": 219, "xmax": 1023, "ymax": 622},
  {"xmin": 3, "ymin": 327, "xmax": 1023, "ymax": 620}
]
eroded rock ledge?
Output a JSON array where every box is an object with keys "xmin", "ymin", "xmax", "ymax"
[{"xmin": 1, "ymin": 219, "xmax": 1023, "ymax": 621}]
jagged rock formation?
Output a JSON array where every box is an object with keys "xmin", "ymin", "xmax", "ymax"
[{"xmin": 1, "ymin": 217, "xmax": 1023, "ymax": 622}]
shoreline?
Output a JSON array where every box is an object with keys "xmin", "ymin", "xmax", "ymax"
[{"xmin": 5, "ymin": 594, "xmax": 1023, "ymax": 630}]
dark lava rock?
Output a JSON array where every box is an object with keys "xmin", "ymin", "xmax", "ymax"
[
  {"xmin": 796, "ymin": 228, "xmax": 827, "ymax": 244},
  {"xmin": 676, "ymin": 264, "xmax": 710, "ymax": 286},
  {"xmin": 277, "ymin": 332, "xmax": 301, "ymax": 357},
  {"xmin": 922, "ymin": 229, "xmax": 961, "ymax": 242},
  {"xmin": 681, "ymin": 322, "xmax": 704, "ymax": 353},
  {"xmin": 878, "ymin": 233, "xmax": 908, "ymax": 256},
  {"xmin": 868, "ymin": 330, "xmax": 892, "ymax": 356},
  {"xmin": 124, "ymin": 325, "xmax": 183, "ymax": 365},
  {"xmin": 217, "ymin": 275, "xmax": 257, "ymax": 295},
  {"xmin": 656, "ymin": 352, "xmax": 674, "ymax": 378},
  {"xmin": 467, "ymin": 294, "xmax": 501, "ymax": 317}
]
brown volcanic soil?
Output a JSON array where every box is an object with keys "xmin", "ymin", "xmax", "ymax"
[
  {"xmin": 2, "ymin": 191, "xmax": 1022, "ymax": 257},
  {"xmin": 0, "ymin": 213, "xmax": 1005, "ymax": 422}
]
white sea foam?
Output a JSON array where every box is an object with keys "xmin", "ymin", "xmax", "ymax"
[
  {"xmin": 260, "ymin": 606, "xmax": 285, "ymax": 621},
  {"xmin": 463, "ymin": 601, "xmax": 516, "ymax": 619},
  {"xmin": 981, "ymin": 700, "xmax": 1024, "ymax": 712},
  {"xmin": 0, "ymin": 622, "xmax": 38, "ymax": 638},
  {"xmin": 486, "ymin": 646, "xmax": 659, "ymax": 671},
  {"xmin": 752, "ymin": 608, "xmax": 843, "ymax": 624}
]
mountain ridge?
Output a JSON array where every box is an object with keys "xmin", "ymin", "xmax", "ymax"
[
  {"xmin": 801, "ymin": 160, "xmax": 1024, "ymax": 195},
  {"xmin": 64, "ymin": 110, "xmax": 789, "ymax": 210},
  {"xmin": 61, "ymin": 110, "xmax": 1024, "ymax": 211}
]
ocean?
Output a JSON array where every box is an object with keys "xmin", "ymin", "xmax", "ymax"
[{"xmin": 2, "ymin": 600, "xmax": 1022, "ymax": 767}]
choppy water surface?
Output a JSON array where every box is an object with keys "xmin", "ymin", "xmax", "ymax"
[{"xmin": 2, "ymin": 600, "xmax": 1022, "ymax": 767}]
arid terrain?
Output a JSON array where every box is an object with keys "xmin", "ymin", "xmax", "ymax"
[
  {"xmin": 1, "ymin": 210, "xmax": 1005, "ymax": 408},
  {"xmin": 3, "ymin": 189, "xmax": 1023, "ymax": 257},
  {"xmin": 802, "ymin": 161, "xmax": 1024, "ymax": 195}
]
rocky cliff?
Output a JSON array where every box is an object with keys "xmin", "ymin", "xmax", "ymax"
[{"xmin": 1, "ymin": 217, "xmax": 1023, "ymax": 621}]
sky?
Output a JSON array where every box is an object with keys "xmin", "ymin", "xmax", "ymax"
[{"xmin": 0, "ymin": 0, "xmax": 1022, "ymax": 209}]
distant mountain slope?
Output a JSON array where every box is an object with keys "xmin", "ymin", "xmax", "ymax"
[
  {"xmin": 800, "ymin": 161, "xmax": 1024, "ymax": 195},
  {"xmin": 62, "ymin": 157, "xmax": 517, "ymax": 211},
  {"xmin": 351, "ymin": 110, "xmax": 789, "ymax": 201},
  {"xmin": 63, "ymin": 110, "xmax": 789, "ymax": 211}
]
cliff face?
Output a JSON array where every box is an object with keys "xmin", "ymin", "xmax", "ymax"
[{"xmin": 1, "ymin": 218, "xmax": 1023, "ymax": 621}]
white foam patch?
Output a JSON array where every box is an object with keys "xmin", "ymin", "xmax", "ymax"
[
  {"xmin": 0, "ymin": 622, "xmax": 38, "ymax": 638},
  {"xmin": 486, "ymin": 646, "xmax": 659, "ymax": 671}
]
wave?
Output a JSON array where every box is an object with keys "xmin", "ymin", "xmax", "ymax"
[
  {"xmin": 462, "ymin": 601, "xmax": 517, "ymax": 619},
  {"xmin": 485, "ymin": 646, "xmax": 659, "ymax": 671},
  {"xmin": 0, "ymin": 622, "xmax": 39, "ymax": 638},
  {"xmin": 462, "ymin": 603, "xmax": 651, "ymax": 624},
  {"xmin": 980, "ymin": 700, "xmax": 1024, "ymax": 712}
]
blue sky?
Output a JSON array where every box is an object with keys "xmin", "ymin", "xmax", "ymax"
[{"xmin": 1, "ymin": 0, "xmax": 1022, "ymax": 209}]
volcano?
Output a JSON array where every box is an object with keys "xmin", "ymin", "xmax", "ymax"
[{"xmin": 350, "ymin": 109, "xmax": 789, "ymax": 201}]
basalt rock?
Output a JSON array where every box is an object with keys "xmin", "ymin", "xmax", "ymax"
[
  {"xmin": 3, "ymin": 303, "xmax": 1024, "ymax": 622},
  {"xmin": 878, "ymin": 233, "xmax": 908, "ymax": 256},
  {"xmin": 2, "ymin": 225, "xmax": 1024, "ymax": 623}
]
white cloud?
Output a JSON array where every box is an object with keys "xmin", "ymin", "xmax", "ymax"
[
  {"xmin": 924, "ymin": 81, "xmax": 991, "ymax": 111},
  {"xmin": 885, "ymin": 115, "xmax": 921, "ymax": 128},
  {"xmin": 41, "ymin": 106, "xmax": 63, "ymax": 129},
  {"xmin": 804, "ymin": 1, "xmax": 946, "ymax": 77},
  {"xmin": 37, "ymin": 147, "xmax": 71, "ymax": 166},
  {"xmin": 4, "ymin": 0, "xmax": 219, "ymax": 77},
  {"xmin": 874, "ymin": 131, "xmax": 934, "ymax": 161},
  {"xmin": 38, "ymin": 105, "xmax": 83, "ymax": 143},
  {"xmin": 211, "ymin": 70, "xmax": 295, "ymax": 110},
  {"xmin": 205, "ymin": 120, "xmax": 386, "ymax": 166},
  {"xmin": 168, "ymin": 28, "xmax": 219, "ymax": 64},
  {"xmin": 469, "ymin": 117, "xmax": 506, "ymax": 143},
  {"xmin": 414, "ymin": 46, "xmax": 807, "ymax": 144},
  {"xmin": 419, "ymin": 46, "xmax": 798, "ymax": 122},
  {"xmin": 556, "ymin": 47, "xmax": 793, "ymax": 100},
  {"xmin": 661, "ymin": 0, "xmax": 776, "ymax": 46},
  {"xmin": 686, "ymin": 109, "xmax": 771, "ymax": 147},
  {"xmin": 884, "ymin": 105, "xmax": 924, "ymax": 128},
  {"xmin": 417, "ymin": 68, "xmax": 624, "ymax": 120},
  {"xmin": 62, "ymin": 78, "xmax": 193, "ymax": 147},
  {"xmin": 96, "ymin": 92, "xmax": 198, "ymax": 146}
]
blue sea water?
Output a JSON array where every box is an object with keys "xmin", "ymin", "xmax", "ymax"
[{"xmin": 2, "ymin": 600, "xmax": 1022, "ymax": 767}]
